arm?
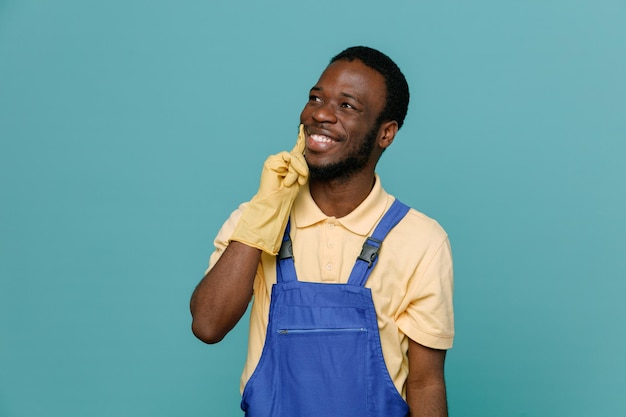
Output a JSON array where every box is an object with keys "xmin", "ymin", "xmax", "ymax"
[
  {"xmin": 190, "ymin": 241, "xmax": 261, "ymax": 344},
  {"xmin": 406, "ymin": 338, "xmax": 448, "ymax": 417},
  {"xmin": 190, "ymin": 125, "xmax": 308, "ymax": 344}
]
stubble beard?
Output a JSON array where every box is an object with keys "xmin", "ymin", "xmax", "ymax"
[{"xmin": 307, "ymin": 124, "xmax": 380, "ymax": 182}]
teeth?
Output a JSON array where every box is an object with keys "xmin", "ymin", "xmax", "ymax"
[{"xmin": 311, "ymin": 134, "xmax": 332, "ymax": 143}]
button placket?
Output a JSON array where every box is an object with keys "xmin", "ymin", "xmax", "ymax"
[{"xmin": 321, "ymin": 220, "xmax": 340, "ymax": 282}]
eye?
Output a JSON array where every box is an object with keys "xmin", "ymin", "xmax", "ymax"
[
  {"xmin": 309, "ymin": 95, "xmax": 322, "ymax": 102},
  {"xmin": 341, "ymin": 102, "xmax": 360, "ymax": 111}
]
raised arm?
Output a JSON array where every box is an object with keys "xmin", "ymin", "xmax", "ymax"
[{"xmin": 190, "ymin": 125, "xmax": 308, "ymax": 344}]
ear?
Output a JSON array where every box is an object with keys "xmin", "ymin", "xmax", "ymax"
[{"xmin": 378, "ymin": 120, "xmax": 398, "ymax": 150}]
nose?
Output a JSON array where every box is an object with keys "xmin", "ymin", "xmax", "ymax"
[{"xmin": 311, "ymin": 102, "xmax": 337, "ymax": 124}]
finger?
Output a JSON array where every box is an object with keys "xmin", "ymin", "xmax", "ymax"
[
  {"xmin": 291, "ymin": 124, "xmax": 306, "ymax": 155},
  {"xmin": 289, "ymin": 153, "xmax": 308, "ymax": 177},
  {"xmin": 264, "ymin": 152, "xmax": 288, "ymax": 172},
  {"xmin": 284, "ymin": 169, "xmax": 298, "ymax": 187}
]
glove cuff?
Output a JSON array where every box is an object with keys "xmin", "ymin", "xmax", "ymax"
[{"xmin": 229, "ymin": 191, "xmax": 296, "ymax": 255}]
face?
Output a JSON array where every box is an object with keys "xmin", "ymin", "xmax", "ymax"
[{"xmin": 299, "ymin": 59, "xmax": 388, "ymax": 181}]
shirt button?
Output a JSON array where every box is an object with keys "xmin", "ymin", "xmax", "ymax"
[
  {"xmin": 326, "ymin": 263, "xmax": 333, "ymax": 271},
  {"xmin": 328, "ymin": 223, "xmax": 335, "ymax": 229},
  {"xmin": 328, "ymin": 242, "xmax": 334, "ymax": 248}
]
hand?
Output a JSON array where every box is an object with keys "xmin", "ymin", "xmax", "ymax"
[{"xmin": 229, "ymin": 125, "xmax": 309, "ymax": 255}]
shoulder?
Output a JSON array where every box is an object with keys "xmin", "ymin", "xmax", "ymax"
[
  {"xmin": 393, "ymin": 202, "xmax": 449, "ymax": 246},
  {"xmin": 375, "ymin": 199, "xmax": 452, "ymax": 274},
  {"xmin": 376, "ymin": 181, "xmax": 448, "ymax": 244}
]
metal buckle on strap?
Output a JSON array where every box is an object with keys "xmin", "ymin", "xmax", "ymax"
[{"xmin": 358, "ymin": 237, "xmax": 382, "ymax": 267}]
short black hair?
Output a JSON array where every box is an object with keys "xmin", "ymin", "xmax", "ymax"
[{"xmin": 330, "ymin": 46, "xmax": 410, "ymax": 129}]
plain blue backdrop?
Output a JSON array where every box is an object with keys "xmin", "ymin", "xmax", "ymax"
[{"xmin": 1, "ymin": 1, "xmax": 625, "ymax": 416}]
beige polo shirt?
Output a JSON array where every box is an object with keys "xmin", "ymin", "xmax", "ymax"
[{"xmin": 207, "ymin": 175, "xmax": 454, "ymax": 396}]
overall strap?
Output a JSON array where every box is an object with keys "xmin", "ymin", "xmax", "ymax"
[
  {"xmin": 276, "ymin": 220, "xmax": 297, "ymax": 283},
  {"xmin": 347, "ymin": 199, "xmax": 410, "ymax": 287}
]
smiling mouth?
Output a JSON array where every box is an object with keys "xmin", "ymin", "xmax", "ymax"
[{"xmin": 310, "ymin": 134, "xmax": 334, "ymax": 144}]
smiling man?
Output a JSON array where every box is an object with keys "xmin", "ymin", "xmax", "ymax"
[{"xmin": 190, "ymin": 46, "xmax": 454, "ymax": 417}]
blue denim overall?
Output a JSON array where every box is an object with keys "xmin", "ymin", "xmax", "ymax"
[{"xmin": 241, "ymin": 200, "xmax": 410, "ymax": 417}]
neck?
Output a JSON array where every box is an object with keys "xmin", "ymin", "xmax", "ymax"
[{"xmin": 308, "ymin": 170, "xmax": 376, "ymax": 218}]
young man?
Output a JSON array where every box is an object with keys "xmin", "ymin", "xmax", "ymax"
[{"xmin": 190, "ymin": 46, "xmax": 454, "ymax": 417}]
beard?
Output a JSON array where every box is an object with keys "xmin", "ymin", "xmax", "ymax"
[{"xmin": 307, "ymin": 123, "xmax": 380, "ymax": 182}]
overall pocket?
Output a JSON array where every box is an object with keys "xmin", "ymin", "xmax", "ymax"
[{"xmin": 277, "ymin": 327, "xmax": 368, "ymax": 417}]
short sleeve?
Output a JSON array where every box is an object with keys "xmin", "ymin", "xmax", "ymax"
[
  {"xmin": 395, "ymin": 237, "xmax": 454, "ymax": 350},
  {"xmin": 204, "ymin": 203, "xmax": 247, "ymax": 275}
]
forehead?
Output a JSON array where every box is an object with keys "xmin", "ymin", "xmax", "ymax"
[{"xmin": 314, "ymin": 59, "xmax": 386, "ymax": 105}]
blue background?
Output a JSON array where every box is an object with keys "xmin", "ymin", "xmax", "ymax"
[{"xmin": 1, "ymin": 1, "xmax": 625, "ymax": 416}]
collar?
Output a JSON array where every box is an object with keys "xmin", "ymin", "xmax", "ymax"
[{"xmin": 292, "ymin": 174, "xmax": 391, "ymax": 236}]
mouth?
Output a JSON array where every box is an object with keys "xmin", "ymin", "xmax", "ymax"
[
  {"xmin": 305, "ymin": 128, "xmax": 340, "ymax": 154},
  {"xmin": 310, "ymin": 134, "xmax": 334, "ymax": 144},
  {"xmin": 306, "ymin": 125, "xmax": 342, "ymax": 143}
]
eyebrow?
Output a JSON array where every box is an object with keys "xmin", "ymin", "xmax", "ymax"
[{"xmin": 310, "ymin": 86, "xmax": 364, "ymax": 105}]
